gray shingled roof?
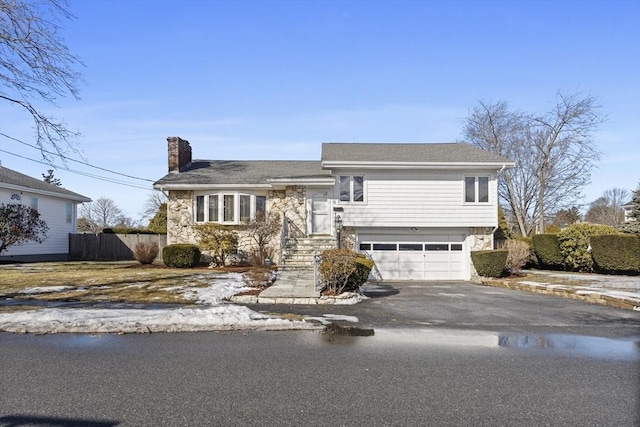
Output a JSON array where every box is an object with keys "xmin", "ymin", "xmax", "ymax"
[
  {"xmin": 0, "ymin": 166, "xmax": 90, "ymax": 201},
  {"xmin": 154, "ymin": 160, "xmax": 330, "ymax": 186},
  {"xmin": 322, "ymin": 142, "xmax": 513, "ymax": 163}
]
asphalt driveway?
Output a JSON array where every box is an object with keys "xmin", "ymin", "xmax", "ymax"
[{"xmin": 248, "ymin": 281, "xmax": 640, "ymax": 338}]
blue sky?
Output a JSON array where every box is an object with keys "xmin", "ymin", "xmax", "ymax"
[{"xmin": 1, "ymin": 0, "xmax": 639, "ymax": 220}]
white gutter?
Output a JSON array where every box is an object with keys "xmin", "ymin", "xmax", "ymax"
[
  {"xmin": 321, "ymin": 161, "xmax": 516, "ymax": 170},
  {"xmin": 490, "ymin": 164, "xmax": 509, "ymax": 248},
  {"xmin": 0, "ymin": 183, "xmax": 91, "ymax": 203}
]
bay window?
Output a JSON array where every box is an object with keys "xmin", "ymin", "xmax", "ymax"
[{"xmin": 195, "ymin": 192, "xmax": 267, "ymax": 223}]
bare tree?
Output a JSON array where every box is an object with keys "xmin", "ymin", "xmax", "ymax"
[
  {"xmin": 529, "ymin": 93, "xmax": 604, "ymax": 231},
  {"xmin": 241, "ymin": 212, "xmax": 281, "ymax": 265},
  {"xmin": 0, "ymin": 0, "xmax": 84, "ymax": 159},
  {"xmin": 585, "ymin": 187, "xmax": 629, "ymax": 227},
  {"xmin": 78, "ymin": 197, "xmax": 124, "ymax": 233},
  {"xmin": 139, "ymin": 190, "xmax": 168, "ymax": 221},
  {"xmin": 463, "ymin": 92, "xmax": 604, "ymax": 235}
]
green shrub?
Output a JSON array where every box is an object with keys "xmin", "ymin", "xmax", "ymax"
[
  {"xmin": 194, "ymin": 223, "xmax": 238, "ymax": 266},
  {"xmin": 345, "ymin": 255, "xmax": 375, "ymax": 291},
  {"xmin": 162, "ymin": 244, "xmax": 201, "ymax": 268},
  {"xmin": 147, "ymin": 203, "xmax": 167, "ymax": 234},
  {"xmin": 544, "ymin": 224, "xmax": 561, "ymax": 234},
  {"xmin": 591, "ymin": 234, "xmax": 640, "ymax": 275},
  {"xmin": 532, "ymin": 234, "xmax": 564, "ymax": 269},
  {"xmin": 558, "ymin": 223, "xmax": 618, "ymax": 272},
  {"xmin": 319, "ymin": 248, "xmax": 361, "ymax": 294},
  {"xmin": 471, "ymin": 250, "xmax": 508, "ymax": 278}
]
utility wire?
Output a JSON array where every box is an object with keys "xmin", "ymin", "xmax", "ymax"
[
  {"xmin": 0, "ymin": 148, "xmax": 153, "ymax": 190},
  {"xmin": 0, "ymin": 132, "xmax": 155, "ymax": 182}
]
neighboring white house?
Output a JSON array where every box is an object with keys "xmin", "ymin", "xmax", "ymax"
[
  {"xmin": 622, "ymin": 201, "xmax": 636, "ymax": 223},
  {"xmin": 154, "ymin": 137, "xmax": 514, "ymax": 281},
  {"xmin": 0, "ymin": 166, "xmax": 91, "ymax": 262}
]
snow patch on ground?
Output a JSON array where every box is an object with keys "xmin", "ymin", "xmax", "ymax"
[
  {"xmin": 18, "ymin": 286, "xmax": 75, "ymax": 294},
  {"xmin": 0, "ymin": 272, "xmax": 318, "ymax": 334}
]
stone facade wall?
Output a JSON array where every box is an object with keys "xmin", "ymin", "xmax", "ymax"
[
  {"xmin": 166, "ymin": 186, "xmax": 309, "ymax": 264},
  {"xmin": 167, "ymin": 190, "xmax": 197, "ymax": 245},
  {"xmin": 268, "ymin": 186, "xmax": 307, "ymax": 235},
  {"xmin": 469, "ymin": 226, "xmax": 495, "ymax": 280}
]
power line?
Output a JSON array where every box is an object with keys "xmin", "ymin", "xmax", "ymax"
[
  {"xmin": 0, "ymin": 148, "xmax": 153, "ymax": 190},
  {"xmin": 0, "ymin": 132, "xmax": 155, "ymax": 182}
]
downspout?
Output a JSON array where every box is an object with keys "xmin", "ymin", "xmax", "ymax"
[{"xmin": 491, "ymin": 164, "xmax": 508, "ymax": 248}]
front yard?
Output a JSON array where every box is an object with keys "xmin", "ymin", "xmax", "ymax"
[
  {"xmin": 0, "ymin": 261, "xmax": 310, "ymax": 334},
  {"xmin": 0, "ymin": 261, "xmax": 253, "ymax": 307}
]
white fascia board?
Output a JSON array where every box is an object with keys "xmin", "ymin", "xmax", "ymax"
[
  {"xmin": 153, "ymin": 183, "xmax": 273, "ymax": 191},
  {"xmin": 321, "ymin": 161, "xmax": 515, "ymax": 170},
  {"xmin": 1, "ymin": 183, "xmax": 91, "ymax": 203},
  {"xmin": 266, "ymin": 177, "xmax": 335, "ymax": 187}
]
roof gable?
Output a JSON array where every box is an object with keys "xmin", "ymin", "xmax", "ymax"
[{"xmin": 0, "ymin": 166, "xmax": 90, "ymax": 202}]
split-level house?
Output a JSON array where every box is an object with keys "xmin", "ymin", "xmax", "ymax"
[
  {"xmin": 154, "ymin": 137, "xmax": 514, "ymax": 281},
  {"xmin": 0, "ymin": 166, "xmax": 91, "ymax": 262}
]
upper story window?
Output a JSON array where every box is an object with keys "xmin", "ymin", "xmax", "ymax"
[
  {"xmin": 195, "ymin": 193, "xmax": 266, "ymax": 224},
  {"xmin": 464, "ymin": 176, "xmax": 489, "ymax": 203},
  {"xmin": 30, "ymin": 197, "xmax": 38, "ymax": 211},
  {"xmin": 339, "ymin": 175, "xmax": 365, "ymax": 203}
]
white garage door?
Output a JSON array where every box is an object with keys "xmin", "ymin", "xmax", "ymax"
[{"xmin": 358, "ymin": 233, "xmax": 467, "ymax": 281}]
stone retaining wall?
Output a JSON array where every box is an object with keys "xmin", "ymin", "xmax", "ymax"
[{"xmin": 480, "ymin": 279, "xmax": 640, "ymax": 311}]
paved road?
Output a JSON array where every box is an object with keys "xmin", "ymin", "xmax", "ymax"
[
  {"xmin": 251, "ymin": 281, "xmax": 640, "ymax": 337},
  {"xmin": 1, "ymin": 282, "xmax": 639, "ymax": 426}
]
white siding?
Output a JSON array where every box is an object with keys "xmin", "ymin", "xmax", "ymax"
[
  {"xmin": 0, "ymin": 188, "xmax": 78, "ymax": 257},
  {"xmin": 333, "ymin": 169, "xmax": 499, "ymax": 228}
]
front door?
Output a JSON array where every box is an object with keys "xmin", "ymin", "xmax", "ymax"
[{"xmin": 309, "ymin": 190, "xmax": 330, "ymax": 235}]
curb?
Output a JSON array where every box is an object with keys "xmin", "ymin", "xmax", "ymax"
[
  {"xmin": 479, "ymin": 279, "xmax": 640, "ymax": 311},
  {"xmin": 230, "ymin": 293, "xmax": 364, "ymax": 305}
]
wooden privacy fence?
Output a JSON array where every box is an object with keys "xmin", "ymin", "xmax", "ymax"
[{"xmin": 69, "ymin": 233, "xmax": 167, "ymax": 261}]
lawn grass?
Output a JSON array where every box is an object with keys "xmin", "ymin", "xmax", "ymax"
[{"xmin": 0, "ymin": 261, "xmax": 222, "ymax": 304}]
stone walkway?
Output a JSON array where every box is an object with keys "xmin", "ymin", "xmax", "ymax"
[{"xmin": 230, "ymin": 269, "xmax": 362, "ymax": 305}]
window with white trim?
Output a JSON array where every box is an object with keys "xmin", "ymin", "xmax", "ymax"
[
  {"xmin": 339, "ymin": 175, "xmax": 365, "ymax": 202},
  {"xmin": 195, "ymin": 193, "xmax": 267, "ymax": 224},
  {"xmin": 66, "ymin": 203, "xmax": 73, "ymax": 224},
  {"xmin": 30, "ymin": 197, "xmax": 38, "ymax": 211},
  {"xmin": 464, "ymin": 176, "xmax": 489, "ymax": 203}
]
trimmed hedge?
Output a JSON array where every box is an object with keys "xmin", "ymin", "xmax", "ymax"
[
  {"xmin": 471, "ymin": 250, "xmax": 508, "ymax": 278},
  {"xmin": 532, "ymin": 234, "xmax": 564, "ymax": 269},
  {"xmin": 591, "ymin": 234, "xmax": 640, "ymax": 275},
  {"xmin": 346, "ymin": 256, "xmax": 375, "ymax": 291},
  {"xmin": 162, "ymin": 244, "xmax": 201, "ymax": 268}
]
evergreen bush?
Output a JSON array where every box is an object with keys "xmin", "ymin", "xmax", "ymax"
[
  {"xmin": 346, "ymin": 255, "xmax": 375, "ymax": 291},
  {"xmin": 471, "ymin": 250, "xmax": 508, "ymax": 278},
  {"xmin": 558, "ymin": 223, "xmax": 618, "ymax": 272},
  {"xmin": 162, "ymin": 244, "xmax": 201, "ymax": 268},
  {"xmin": 591, "ymin": 234, "xmax": 640, "ymax": 274},
  {"xmin": 532, "ymin": 234, "xmax": 564, "ymax": 269}
]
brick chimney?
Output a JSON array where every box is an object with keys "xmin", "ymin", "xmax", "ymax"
[{"xmin": 167, "ymin": 136, "xmax": 192, "ymax": 172}]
